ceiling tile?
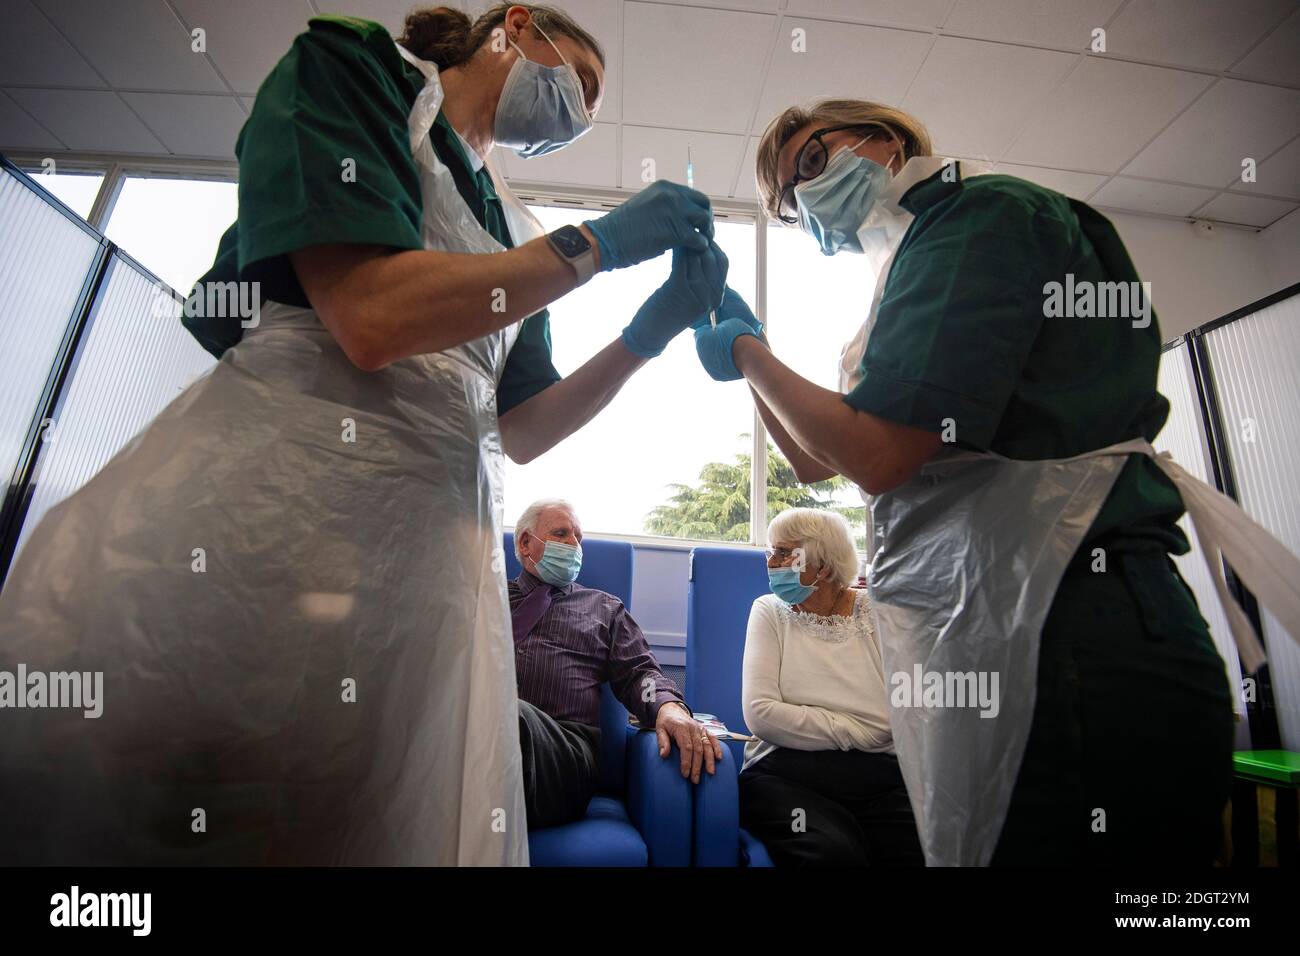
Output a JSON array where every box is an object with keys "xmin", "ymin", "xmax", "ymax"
[
  {"xmin": 901, "ymin": 37, "xmax": 1076, "ymax": 161},
  {"xmin": 172, "ymin": 0, "xmax": 315, "ymax": 96},
  {"xmin": 993, "ymin": 162, "xmax": 1107, "ymax": 200},
  {"xmin": 1229, "ymin": 6, "xmax": 1300, "ymax": 86},
  {"xmin": 1196, "ymin": 191, "xmax": 1299, "ymax": 227},
  {"xmin": 753, "ymin": 20, "xmax": 932, "ymax": 134},
  {"xmin": 733, "ymin": 136, "xmax": 759, "ymax": 199},
  {"xmin": 498, "ymin": 121, "xmax": 617, "ymax": 187},
  {"xmin": 1246, "ymin": 135, "xmax": 1300, "ymax": 200},
  {"xmin": 0, "ymin": 0, "xmax": 103, "ymax": 87},
  {"xmin": 942, "ymin": 0, "xmax": 1125, "ymax": 49},
  {"xmin": 544, "ymin": 0, "xmax": 623, "ymax": 123},
  {"xmin": 619, "ymin": 125, "xmax": 746, "ymax": 196},
  {"xmin": 7, "ymin": 87, "xmax": 166, "ymax": 152},
  {"xmin": 1003, "ymin": 56, "xmax": 1212, "ymax": 171},
  {"xmin": 785, "ymin": 0, "xmax": 953, "ymax": 29},
  {"xmin": 0, "ymin": 90, "xmax": 65, "ymax": 150},
  {"xmin": 1091, "ymin": 176, "xmax": 1220, "ymax": 216},
  {"xmin": 1122, "ymin": 79, "xmax": 1300, "ymax": 188},
  {"xmin": 119, "ymin": 92, "xmax": 247, "ymax": 157},
  {"xmin": 36, "ymin": 0, "xmax": 226, "ymax": 92},
  {"xmin": 1103, "ymin": 0, "xmax": 1292, "ymax": 71},
  {"xmin": 623, "ymin": 1, "xmax": 775, "ymax": 133}
]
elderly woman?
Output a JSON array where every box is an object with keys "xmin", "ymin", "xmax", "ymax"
[{"xmin": 740, "ymin": 508, "xmax": 922, "ymax": 867}]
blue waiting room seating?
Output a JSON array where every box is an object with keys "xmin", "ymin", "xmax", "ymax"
[
  {"xmin": 685, "ymin": 546, "xmax": 776, "ymax": 867},
  {"xmin": 504, "ymin": 532, "xmax": 692, "ymax": 866}
]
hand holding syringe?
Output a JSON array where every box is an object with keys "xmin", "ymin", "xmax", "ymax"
[{"xmin": 687, "ymin": 145, "xmax": 718, "ymax": 329}]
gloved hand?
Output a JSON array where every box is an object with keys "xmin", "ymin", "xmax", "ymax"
[
  {"xmin": 693, "ymin": 287, "xmax": 765, "ymax": 381},
  {"xmin": 622, "ymin": 241, "xmax": 728, "ymax": 358},
  {"xmin": 585, "ymin": 180, "xmax": 714, "ymax": 271}
]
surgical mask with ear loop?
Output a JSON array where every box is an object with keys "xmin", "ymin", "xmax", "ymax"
[
  {"xmin": 794, "ymin": 137, "xmax": 897, "ymax": 257},
  {"xmin": 493, "ymin": 22, "xmax": 593, "ymax": 158},
  {"xmin": 530, "ymin": 539, "xmax": 583, "ymax": 587}
]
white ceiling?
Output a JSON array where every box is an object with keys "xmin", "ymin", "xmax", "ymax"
[{"xmin": 1, "ymin": 0, "xmax": 1297, "ymax": 227}]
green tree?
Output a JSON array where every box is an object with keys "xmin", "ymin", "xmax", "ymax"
[{"xmin": 645, "ymin": 435, "xmax": 866, "ymax": 548}]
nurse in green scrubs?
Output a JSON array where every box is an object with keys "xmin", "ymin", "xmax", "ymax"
[
  {"xmin": 0, "ymin": 4, "xmax": 724, "ymax": 865},
  {"xmin": 695, "ymin": 98, "xmax": 1235, "ymax": 865}
]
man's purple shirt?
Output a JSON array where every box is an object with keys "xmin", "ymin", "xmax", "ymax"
[{"xmin": 508, "ymin": 569, "xmax": 685, "ymax": 727}]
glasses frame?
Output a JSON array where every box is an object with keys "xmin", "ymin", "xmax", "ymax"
[{"xmin": 776, "ymin": 123, "xmax": 887, "ymax": 224}]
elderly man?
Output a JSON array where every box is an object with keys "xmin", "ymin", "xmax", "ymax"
[{"xmin": 510, "ymin": 498, "xmax": 723, "ymax": 828}]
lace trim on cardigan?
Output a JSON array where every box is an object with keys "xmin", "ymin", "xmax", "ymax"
[{"xmin": 775, "ymin": 589, "xmax": 874, "ymax": 643}]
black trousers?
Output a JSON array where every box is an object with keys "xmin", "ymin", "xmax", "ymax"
[
  {"xmin": 518, "ymin": 700, "xmax": 602, "ymax": 830},
  {"xmin": 992, "ymin": 551, "xmax": 1235, "ymax": 866},
  {"xmin": 739, "ymin": 748, "xmax": 924, "ymax": 867}
]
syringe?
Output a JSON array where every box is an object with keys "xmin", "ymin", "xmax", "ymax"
[{"xmin": 687, "ymin": 145, "xmax": 718, "ymax": 329}]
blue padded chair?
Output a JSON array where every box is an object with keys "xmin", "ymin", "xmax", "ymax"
[
  {"xmin": 685, "ymin": 546, "xmax": 776, "ymax": 867},
  {"xmin": 505, "ymin": 532, "xmax": 692, "ymax": 866}
]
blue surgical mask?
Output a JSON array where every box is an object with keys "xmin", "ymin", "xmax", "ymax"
[
  {"xmin": 794, "ymin": 143, "xmax": 893, "ymax": 256},
  {"xmin": 768, "ymin": 566, "xmax": 816, "ymax": 606},
  {"xmin": 494, "ymin": 24, "xmax": 593, "ymax": 158},
  {"xmin": 532, "ymin": 540, "xmax": 583, "ymax": 587}
]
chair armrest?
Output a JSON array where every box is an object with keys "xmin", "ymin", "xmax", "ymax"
[
  {"xmin": 624, "ymin": 728, "xmax": 692, "ymax": 866},
  {"xmin": 692, "ymin": 739, "xmax": 741, "ymax": 866}
]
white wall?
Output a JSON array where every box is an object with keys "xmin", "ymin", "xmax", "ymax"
[
  {"xmin": 1106, "ymin": 210, "xmax": 1297, "ymax": 340},
  {"xmin": 1260, "ymin": 207, "xmax": 1300, "ymax": 295}
]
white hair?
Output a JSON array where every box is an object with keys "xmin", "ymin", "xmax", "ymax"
[
  {"xmin": 767, "ymin": 508, "xmax": 859, "ymax": 587},
  {"xmin": 514, "ymin": 498, "xmax": 577, "ymax": 559}
]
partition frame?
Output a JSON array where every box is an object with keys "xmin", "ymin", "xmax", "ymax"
[
  {"xmin": 1173, "ymin": 279, "xmax": 1300, "ymax": 752},
  {"xmin": 0, "ymin": 154, "xmax": 187, "ymax": 582}
]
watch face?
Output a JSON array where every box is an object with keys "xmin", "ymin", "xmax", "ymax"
[{"xmin": 551, "ymin": 225, "xmax": 591, "ymax": 257}]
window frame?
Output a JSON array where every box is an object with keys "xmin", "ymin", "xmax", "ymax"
[{"xmin": 5, "ymin": 154, "xmax": 780, "ymax": 551}]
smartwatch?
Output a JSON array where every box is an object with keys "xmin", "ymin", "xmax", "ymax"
[{"xmin": 546, "ymin": 224, "xmax": 597, "ymax": 284}]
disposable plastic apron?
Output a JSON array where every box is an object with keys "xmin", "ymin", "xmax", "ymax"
[
  {"xmin": 869, "ymin": 437, "xmax": 1299, "ymax": 866},
  {"xmin": 0, "ymin": 47, "xmax": 543, "ymax": 865}
]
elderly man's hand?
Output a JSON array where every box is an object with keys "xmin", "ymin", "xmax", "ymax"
[{"xmin": 655, "ymin": 702, "xmax": 724, "ymax": 784}]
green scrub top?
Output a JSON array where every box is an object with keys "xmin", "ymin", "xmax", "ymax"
[
  {"xmin": 843, "ymin": 169, "xmax": 1187, "ymax": 554},
  {"xmin": 183, "ymin": 14, "xmax": 560, "ymax": 416}
]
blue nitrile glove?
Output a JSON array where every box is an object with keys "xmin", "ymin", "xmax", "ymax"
[
  {"xmin": 693, "ymin": 287, "xmax": 765, "ymax": 381},
  {"xmin": 622, "ymin": 241, "xmax": 728, "ymax": 358},
  {"xmin": 585, "ymin": 180, "xmax": 714, "ymax": 271}
]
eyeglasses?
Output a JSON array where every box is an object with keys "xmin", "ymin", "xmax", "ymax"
[
  {"xmin": 764, "ymin": 546, "xmax": 798, "ymax": 563},
  {"xmin": 776, "ymin": 124, "xmax": 883, "ymax": 224}
]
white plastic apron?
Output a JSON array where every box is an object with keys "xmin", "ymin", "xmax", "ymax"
[{"xmin": 0, "ymin": 47, "xmax": 542, "ymax": 865}]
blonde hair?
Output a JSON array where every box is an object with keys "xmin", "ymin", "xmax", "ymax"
[
  {"xmin": 767, "ymin": 508, "xmax": 859, "ymax": 587},
  {"xmin": 754, "ymin": 98, "xmax": 932, "ymax": 222}
]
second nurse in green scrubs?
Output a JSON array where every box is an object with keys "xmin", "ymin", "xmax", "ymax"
[
  {"xmin": 693, "ymin": 98, "xmax": 1237, "ymax": 866},
  {"xmin": 0, "ymin": 4, "xmax": 724, "ymax": 865}
]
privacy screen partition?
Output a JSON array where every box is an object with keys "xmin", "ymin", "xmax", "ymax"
[
  {"xmin": 1200, "ymin": 295, "xmax": 1300, "ymax": 751},
  {"xmin": 1155, "ymin": 341, "xmax": 1248, "ymax": 744},
  {"xmin": 0, "ymin": 158, "xmax": 215, "ymax": 578}
]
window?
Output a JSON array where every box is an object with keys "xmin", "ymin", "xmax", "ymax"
[
  {"xmin": 503, "ymin": 205, "xmax": 757, "ymax": 542},
  {"xmin": 763, "ymin": 223, "xmax": 880, "ymax": 553},
  {"xmin": 104, "ymin": 175, "xmax": 237, "ymax": 293},
  {"xmin": 23, "ymin": 170, "xmax": 103, "ymax": 221}
]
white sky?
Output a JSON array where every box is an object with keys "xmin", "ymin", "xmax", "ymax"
[{"xmin": 30, "ymin": 172, "xmax": 878, "ymax": 543}]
